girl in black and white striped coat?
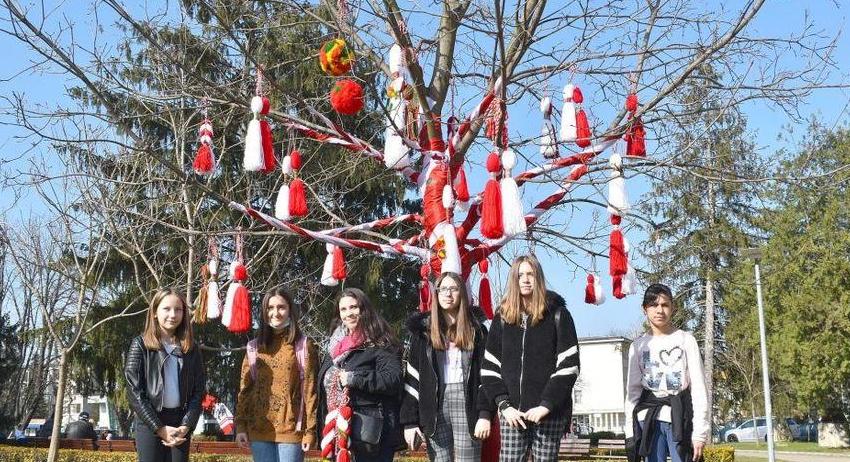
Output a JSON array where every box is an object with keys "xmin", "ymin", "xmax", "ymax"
[{"xmin": 480, "ymin": 254, "xmax": 580, "ymax": 461}]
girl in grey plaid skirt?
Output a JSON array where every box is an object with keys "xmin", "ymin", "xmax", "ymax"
[{"xmin": 400, "ymin": 272, "xmax": 496, "ymax": 462}]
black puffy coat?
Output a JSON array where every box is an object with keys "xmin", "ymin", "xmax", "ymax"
[
  {"xmin": 399, "ymin": 308, "xmax": 494, "ymax": 437},
  {"xmin": 124, "ymin": 335, "xmax": 206, "ymax": 432}
]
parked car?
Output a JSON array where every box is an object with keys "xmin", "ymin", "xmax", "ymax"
[
  {"xmin": 714, "ymin": 420, "xmax": 741, "ymax": 443},
  {"xmin": 725, "ymin": 417, "xmax": 768, "ymax": 442},
  {"xmin": 786, "ymin": 417, "xmax": 818, "ymax": 442}
]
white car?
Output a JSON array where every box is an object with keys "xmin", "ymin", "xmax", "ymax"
[{"xmin": 725, "ymin": 417, "xmax": 768, "ymax": 442}]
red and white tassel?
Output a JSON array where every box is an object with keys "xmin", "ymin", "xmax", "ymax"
[
  {"xmin": 321, "ymin": 409, "xmax": 339, "ymax": 459},
  {"xmin": 573, "ymin": 86, "xmax": 592, "ymax": 148},
  {"xmin": 584, "ymin": 273, "xmax": 605, "ymax": 306},
  {"xmin": 224, "ymin": 262, "xmax": 251, "ymax": 334},
  {"xmin": 336, "ymin": 405, "xmax": 353, "ymax": 462},
  {"xmin": 607, "ymin": 153, "xmax": 630, "ymax": 216},
  {"xmin": 321, "ymin": 243, "xmax": 340, "ymax": 287},
  {"xmin": 560, "ymin": 84, "xmax": 577, "ymax": 143},
  {"xmin": 478, "ymin": 259, "xmax": 494, "ymax": 319},
  {"xmin": 206, "ymin": 259, "xmax": 221, "ymax": 319},
  {"xmin": 193, "ymin": 119, "xmax": 215, "ymax": 175},
  {"xmin": 539, "ymin": 97, "xmax": 559, "ymax": 159},
  {"xmin": 499, "ymin": 149, "xmax": 527, "ymax": 236},
  {"xmin": 481, "ymin": 153, "xmax": 503, "ymax": 239}
]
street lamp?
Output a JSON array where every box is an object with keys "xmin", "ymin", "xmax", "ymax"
[{"xmin": 740, "ymin": 247, "xmax": 775, "ymax": 462}]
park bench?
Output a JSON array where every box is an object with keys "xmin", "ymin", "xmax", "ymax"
[
  {"xmin": 558, "ymin": 437, "xmax": 591, "ymax": 459},
  {"xmin": 593, "ymin": 438, "xmax": 627, "ymax": 459}
]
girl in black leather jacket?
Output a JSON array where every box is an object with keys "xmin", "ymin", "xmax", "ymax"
[
  {"xmin": 124, "ymin": 288, "xmax": 206, "ymax": 462},
  {"xmin": 317, "ymin": 288, "xmax": 402, "ymax": 462}
]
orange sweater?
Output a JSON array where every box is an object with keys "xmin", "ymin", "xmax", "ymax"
[{"xmin": 235, "ymin": 333, "xmax": 318, "ymax": 445}]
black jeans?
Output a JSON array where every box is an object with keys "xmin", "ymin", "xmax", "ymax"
[{"xmin": 135, "ymin": 408, "xmax": 191, "ymax": 462}]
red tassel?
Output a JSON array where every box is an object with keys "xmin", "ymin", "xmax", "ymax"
[
  {"xmin": 610, "ymin": 216, "xmax": 628, "ymax": 277},
  {"xmin": 260, "ymin": 120, "xmax": 276, "ymax": 173},
  {"xmin": 227, "ymin": 284, "xmax": 252, "ymax": 334},
  {"xmin": 626, "ymin": 116, "xmax": 646, "ymax": 157},
  {"xmin": 613, "ymin": 275, "xmax": 625, "ymax": 299},
  {"xmin": 233, "ymin": 264, "xmax": 248, "ymax": 282},
  {"xmin": 454, "ymin": 168, "xmax": 470, "ymax": 202},
  {"xmin": 260, "ymin": 96, "xmax": 271, "ymax": 115},
  {"xmin": 584, "ymin": 274, "xmax": 596, "ymax": 304},
  {"xmin": 479, "ymin": 277, "xmax": 493, "ymax": 320},
  {"xmin": 481, "ymin": 178, "xmax": 503, "ymax": 239},
  {"xmin": 419, "ymin": 265, "xmax": 431, "ymax": 313},
  {"xmin": 576, "ymin": 109, "xmax": 591, "ymax": 148},
  {"xmin": 290, "ymin": 150, "xmax": 303, "ymax": 170},
  {"xmin": 626, "ymin": 93, "xmax": 638, "ymax": 112},
  {"xmin": 193, "ymin": 144, "xmax": 214, "ymax": 175},
  {"xmin": 332, "ymin": 246, "xmax": 347, "ymax": 280},
  {"xmin": 288, "ymin": 178, "xmax": 308, "ymax": 217}
]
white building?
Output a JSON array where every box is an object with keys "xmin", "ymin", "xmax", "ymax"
[
  {"xmin": 61, "ymin": 394, "xmax": 119, "ymax": 431},
  {"xmin": 572, "ymin": 336, "xmax": 631, "ymax": 435}
]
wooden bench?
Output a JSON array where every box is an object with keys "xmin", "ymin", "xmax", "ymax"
[
  {"xmin": 558, "ymin": 437, "xmax": 591, "ymax": 459},
  {"xmin": 593, "ymin": 438, "xmax": 627, "ymax": 458},
  {"xmin": 101, "ymin": 439, "xmax": 136, "ymax": 452}
]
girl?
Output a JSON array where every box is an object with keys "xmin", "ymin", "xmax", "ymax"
[
  {"xmin": 481, "ymin": 254, "xmax": 580, "ymax": 461},
  {"xmin": 400, "ymin": 272, "xmax": 494, "ymax": 461},
  {"xmin": 624, "ymin": 284, "xmax": 708, "ymax": 462},
  {"xmin": 235, "ymin": 287, "xmax": 319, "ymax": 462},
  {"xmin": 125, "ymin": 288, "xmax": 206, "ymax": 462},
  {"xmin": 318, "ymin": 288, "xmax": 403, "ymax": 462}
]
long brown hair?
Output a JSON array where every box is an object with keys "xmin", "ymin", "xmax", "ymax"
[
  {"xmin": 335, "ymin": 288, "xmax": 399, "ymax": 348},
  {"xmin": 429, "ymin": 272, "xmax": 474, "ymax": 351},
  {"xmin": 499, "ymin": 255, "xmax": 548, "ymax": 326},
  {"xmin": 142, "ymin": 288, "xmax": 194, "ymax": 352},
  {"xmin": 257, "ymin": 287, "xmax": 302, "ymax": 351}
]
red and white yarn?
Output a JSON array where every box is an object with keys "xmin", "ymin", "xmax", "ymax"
[
  {"xmin": 384, "ymin": 43, "xmax": 412, "ymax": 169},
  {"xmin": 584, "ymin": 273, "xmax": 605, "ymax": 305},
  {"xmin": 499, "ymin": 149, "xmax": 527, "ymax": 236},
  {"xmin": 320, "ymin": 243, "xmax": 348, "ymax": 287},
  {"xmin": 193, "ymin": 118, "xmax": 216, "ymax": 175},
  {"xmin": 205, "ymin": 258, "xmax": 221, "ymax": 319},
  {"xmin": 539, "ymin": 97, "xmax": 559, "ymax": 159},
  {"xmin": 560, "ymin": 83, "xmax": 577, "ymax": 143}
]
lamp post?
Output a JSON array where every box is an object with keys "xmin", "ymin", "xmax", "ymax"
[{"xmin": 740, "ymin": 247, "xmax": 775, "ymax": 462}]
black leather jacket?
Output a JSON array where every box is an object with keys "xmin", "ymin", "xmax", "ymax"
[{"xmin": 124, "ymin": 335, "xmax": 206, "ymax": 432}]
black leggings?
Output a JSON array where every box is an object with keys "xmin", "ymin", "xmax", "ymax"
[{"xmin": 135, "ymin": 408, "xmax": 191, "ymax": 462}]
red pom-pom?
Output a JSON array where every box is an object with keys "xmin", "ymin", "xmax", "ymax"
[
  {"xmin": 332, "ymin": 246, "xmax": 347, "ymax": 280},
  {"xmin": 479, "ymin": 276, "xmax": 493, "ymax": 320},
  {"xmin": 486, "ymin": 152, "xmax": 501, "ymax": 173},
  {"xmin": 261, "ymin": 96, "xmax": 271, "ymax": 115},
  {"xmin": 193, "ymin": 144, "xmax": 214, "ymax": 175},
  {"xmin": 227, "ymin": 284, "xmax": 252, "ymax": 334},
  {"xmin": 610, "ymin": 214, "xmax": 622, "ymax": 225},
  {"xmin": 626, "ymin": 94, "xmax": 638, "ymax": 112},
  {"xmin": 454, "ymin": 168, "xmax": 470, "ymax": 202},
  {"xmin": 233, "ymin": 264, "xmax": 248, "ymax": 282},
  {"xmin": 576, "ymin": 109, "xmax": 592, "ymax": 148},
  {"xmin": 288, "ymin": 178, "xmax": 308, "ymax": 217},
  {"xmin": 478, "ymin": 258, "xmax": 489, "ymax": 273},
  {"xmin": 290, "ymin": 150, "xmax": 303, "ymax": 170},
  {"xmin": 609, "ymin": 228, "xmax": 627, "ymax": 276},
  {"xmin": 260, "ymin": 120, "xmax": 277, "ymax": 173},
  {"xmin": 584, "ymin": 274, "xmax": 596, "ymax": 304},
  {"xmin": 481, "ymin": 179, "xmax": 503, "ymax": 239},
  {"xmin": 330, "ymin": 79, "xmax": 364, "ymax": 115},
  {"xmin": 572, "ymin": 86, "xmax": 584, "ymax": 104},
  {"xmin": 613, "ymin": 275, "xmax": 625, "ymax": 299}
]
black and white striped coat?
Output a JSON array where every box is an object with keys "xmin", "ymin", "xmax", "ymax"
[
  {"xmin": 399, "ymin": 309, "xmax": 494, "ymax": 437},
  {"xmin": 481, "ymin": 291, "xmax": 580, "ymax": 417}
]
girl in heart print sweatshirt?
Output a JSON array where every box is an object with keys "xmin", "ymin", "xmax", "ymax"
[{"xmin": 624, "ymin": 284, "xmax": 709, "ymax": 462}]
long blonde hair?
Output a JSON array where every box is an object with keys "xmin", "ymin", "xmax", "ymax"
[
  {"xmin": 499, "ymin": 255, "xmax": 547, "ymax": 326},
  {"xmin": 142, "ymin": 288, "xmax": 194, "ymax": 352},
  {"xmin": 429, "ymin": 272, "xmax": 474, "ymax": 351}
]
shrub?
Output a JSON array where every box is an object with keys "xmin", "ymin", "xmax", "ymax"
[
  {"xmin": 588, "ymin": 431, "xmax": 623, "ymax": 445},
  {"xmin": 704, "ymin": 445, "xmax": 735, "ymax": 462}
]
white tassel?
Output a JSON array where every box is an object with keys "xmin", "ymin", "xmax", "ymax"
[
  {"xmin": 560, "ymin": 84, "xmax": 577, "ymax": 142},
  {"xmin": 607, "ymin": 153, "xmax": 630, "ymax": 215},
  {"xmin": 433, "ymin": 222, "xmax": 461, "ymax": 275},
  {"xmin": 222, "ymin": 282, "xmax": 238, "ymax": 328},
  {"xmin": 320, "ymin": 243, "xmax": 339, "ymax": 286},
  {"xmin": 623, "ymin": 265, "xmax": 637, "ymax": 295},
  {"xmin": 499, "ymin": 149, "xmax": 527, "ymax": 236},
  {"xmin": 206, "ymin": 280, "xmax": 221, "ymax": 319},
  {"xmin": 540, "ymin": 97, "xmax": 558, "ymax": 159},
  {"xmin": 243, "ymin": 118, "xmax": 265, "ymax": 171},
  {"xmin": 593, "ymin": 275, "xmax": 605, "ymax": 305},
  {"xmin": 250, "ymin": 96, "xmax": 264, "ymax": 115},
  {"xmin": 384, "ymin": 99, "xmax": 411, "ymax": 169},
  {"xmin": 275, "ymin": 183, "xmax": 291, "ymax": 221},
  {"xmin": 281, "ymin": 155, "xmax": 293, "ymax": 175},
  {"xmin": 389, "ymin": 44, "xmax": 405, "ymax": 75},
  {"xmin": 442, "ymin": 184, "xmax": 455, "ymax": 210}
]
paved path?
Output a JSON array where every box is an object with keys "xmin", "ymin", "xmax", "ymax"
[{"xmin": 737, "ymin": 449, "xmax": 850, "ymax": 462}]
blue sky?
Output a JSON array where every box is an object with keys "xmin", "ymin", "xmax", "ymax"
[{"xmin": 1, "ymin": 1, "xmax": 848, "ymax": 337}]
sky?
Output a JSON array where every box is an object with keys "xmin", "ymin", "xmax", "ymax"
[{"xmin": 1, "ymin": 0, "xmax": 848, "ymax": 337}]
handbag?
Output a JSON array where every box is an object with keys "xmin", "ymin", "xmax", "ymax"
[{"xmin": 350, "ymin": 409, "xmax": 383, "ymax": 446}]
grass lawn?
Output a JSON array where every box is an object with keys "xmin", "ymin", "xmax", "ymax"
[{"xmin": 730, "ymin": 441, "xmax": 850, "ymax": 453}]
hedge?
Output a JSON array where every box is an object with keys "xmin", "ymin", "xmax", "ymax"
[
  {"xmin": 0, "ymin": 447, "xmax": 429, "ymax": 462},
  {"xmin": 704, "ymin": 445, "xmax": 735, "ymax": 462}
]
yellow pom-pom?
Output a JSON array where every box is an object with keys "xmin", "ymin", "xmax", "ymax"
[{"xmin": 319, "ymin": 39, "xmax": 354, "ymax": 76}]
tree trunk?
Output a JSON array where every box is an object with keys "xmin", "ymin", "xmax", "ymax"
[
  {"xmin": 704, "ymin": 273, "xmax": 715, "ymax": 437},
  {"xmin": 47, "ymin": 350, "xmax": 69, "ymax": 462}
]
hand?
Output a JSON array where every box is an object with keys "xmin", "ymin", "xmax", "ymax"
[
  {"xmin": 692, "ymin": 441, "xmax": 705, "ymax": 461},
  {"xmin": 524, "ymin": 406, "xmax": 550, "ymax": 424},
  {"xmin": 404, "ymin": 427, "xmax": 424, "ymax": 450},
  {"xmin": 473, "ymin": 418, "xmax": 491, "ymax": 440},
  {"xmin": 176, "ymin": 426, "xmax": 189, "ymax": 438},
  {"xmin": 301, "ymin": 441, "xmax": 311, "ymax": 452},
  {"xmin": 235, "ymin": 432, "xmax": 249, "ymax": 449},
  {"xmin": 338, "ymin": 370, "xmax": 349, "ymax": 387},
  {"xmin": 156, "ymin": 426, "xmax": 185, "ymax": 447},
  {"xmin": 501, "ymin": 406, "xmax": 527, "ymax": 430}
]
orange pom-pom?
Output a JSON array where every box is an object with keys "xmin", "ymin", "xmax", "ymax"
[{"xmin": 319, "ymin": 39, "xmax": 354, "ymax": 76}]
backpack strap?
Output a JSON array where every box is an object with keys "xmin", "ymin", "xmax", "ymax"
[
  {"xmin": 247, "ymin": 338, "xmax": 259, "ymax": 382},
  {"xmin": 294, "ymin": 336, "xmax": 307, "ymax": 432}
]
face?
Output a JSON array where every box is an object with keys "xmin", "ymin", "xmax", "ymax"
[
  {"xmin": 517, "ymin": 262, "xmax": 536, "ymax": 297},
  {"xmin": 266, "ymin": 295, "xmax": 291, "ymax": 329},
  {"xmin": 338, "ymin": 296, "xmax": 361, "ymax": 332},
  {"xmin": 156, "ymin": 294, "xmax": 184, "ymax": 335},
  {"xmin": 437, "ymin": 277, "xmax": 461, "ymax": 311},
  {"xmin": 643, "ymin": 294, "xmax": 675, "ymax": 331}
]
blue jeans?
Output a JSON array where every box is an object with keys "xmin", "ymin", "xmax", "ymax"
[
  {"xmin": 642, "ymin": 421, "xmax": 684, "ymax": 462},
  {"xmin": 249, "ymin": 441, "xmax": 303, "ymax": 462}
]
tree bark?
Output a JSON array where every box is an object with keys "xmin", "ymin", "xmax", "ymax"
[{"xmin": 47, "ymin": 351, "xmax": 69, "ymax": 462}]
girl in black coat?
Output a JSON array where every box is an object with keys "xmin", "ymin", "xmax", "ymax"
[
  {"xmin": 400, "ymin": 272, "xmax": 495, "ymax": 462},
  {"xmin": 124, "ymin": 288, "xmax": 206, "ymax": 462},
  {"xmin": 317, "ymin": 288, "xmax": 402, "ymax": 462},
  {"xmin": 481, "ymin": 255, "xmax": 580, "ymax": 462}
]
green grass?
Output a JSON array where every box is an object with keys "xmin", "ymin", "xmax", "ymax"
[{"xmin": 729, "ymin": 441, "xmax": 850, "ymax": 453}]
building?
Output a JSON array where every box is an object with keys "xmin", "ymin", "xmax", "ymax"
[
  {"xmin": 61, "ymin": 394, "xmax": 120, "ymax": 432},
  {"xmin": 571, "ymin": 336, "xmax": 631, "ymax": 435}
]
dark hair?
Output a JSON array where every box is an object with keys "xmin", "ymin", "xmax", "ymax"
[
  {"xmin": 642, "ymin": 283, "xmax": 674, "ymax": 308},
  {"xmin": 257, "ymin": 287, "xmax": 302, "ymax": 351},
  {"xmin": 335, "ymin": 288, "xmax": 399, "ymax": 348}
]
